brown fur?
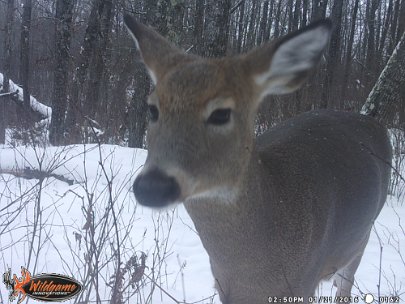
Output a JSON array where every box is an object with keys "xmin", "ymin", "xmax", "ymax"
[{"xmin": 124, "ymin": 15, "xmax": 392, "ymax": 303}]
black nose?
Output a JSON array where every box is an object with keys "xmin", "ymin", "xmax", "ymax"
[{"xmin": 133, "ymin": 168, "xmax": 180, "ymax": 207}]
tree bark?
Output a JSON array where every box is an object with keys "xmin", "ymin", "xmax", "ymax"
[
  {"xmin": 246, "ymin": 0, "xmax": 258, "ymax": 48},
  {"xmin": 0, "ymin": 0, "xmax": 15, "ymax": 144},
  {"xmin": 128, "ymin": 0, "xmax": 173, "ymax": 148},
  {"xmin": 19, "ymin": 0, "xmax": 32, "ymax": 127},
  {"xmin": 237, "ymin": 0, "xmax": 245, "ymax": 52},
  {"xmin": 397, "ymin": 0, "xmax": 405, "ymax": 41},
  {"xmin": 257, "ymin": 1, "xmax": 269, "ymax": 45},
  {"xmin": 193, "ymin": 0, "xmax": 205, "ymax": 55},
  {"xmin": 85, "ymin": 0, "xmax": 113, "ymax": 120},
  {"xmin": 361, "ymin": 31, "xmax": 405, "ymax": 125},
  {"xmin": 320, "ymin": 0, "xmax": 343, "ymax": 108},
  {"xmin": 50, "ymin": 0, "xmax": 75, "ymax": 145},
  {"xmin": 265, "ymin": 0, "xmax": 274, "ymax": 40},
  {"xmin": 302, "ymin": 0, "xmax": 309, "ymax": 26},
  {"xmin": 311, "ymin": 0, "xmax": 328, "ymax": 22},
  {"xmin": 388, "ymin": 0, "xmax": 400, "ymax": 55},
  {"xmin": 274, "ymin": 0, "xmax": 283, "ymax": 38},
  {"xmin": 365, "ymin": 0, "xmax": 379, "ymax": 91},
  {"xmin": 378, "ymin": 0, "xmax": 393, "ymax": 58},
  {"xmin": 65, "ymin": 0, "xmax": 105, "ymax": 143},
  {"xmin": 341, "ymin": 0, "xmax": 359, "ymax": 105},
  {"xmin": 292, "ymin": 0, "xmax": 301, "ymax": 31},
  {"xmin": 204, "ymin": 0, "xmax": 232, "ymax": 56},
  {"xmin": 128, "ymin": 63, "xmax": 150, "ymax": 148}
]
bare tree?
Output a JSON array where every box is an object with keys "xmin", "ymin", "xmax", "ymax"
[
  {"xmin": 128, "ymin": 0, "xmax": 173, "ymax": 148},
  {"xmin": 193, "ymin": 0, "xmax": 205, "ymax": 55},
  {"xmin": 365, "ymin": 0, "xmax": 380, "ymax": 91},
  {"xmin": 341, "ymin": 0, "xmax": 360, "ymax": 105},
  {"xmin": 311, "ymin": 0, "xmax": 328, "ymax": 21},
  {"xmin": 0, "ymin": 0, "xmax": 15, "ymax": 144},
  {"xmin": 204, "ymin": 0, "xmax": 232, "ymax": 56},
  {"xmin": 236, "ymin": 0, "xmax": 246, "ymax": 51},
  {"xmin": 85, "ymin": 0, "xmax": 113, "ymax": 120},
  {"xmin": 321, "ymin": 0, "xmax": 343, "ymax": 108},
  {"xmin": 361, "ymin": 31, "xmax": 405, "ymax": 124},
  {"xmin": 65, "ymin": 0, "xmax": 106, "ymax": 143},
  {"xmin": 257, "ymin": 1, "xmax": 270, "ymax": 44},
  {"xmin": 50, "ymin": 0, "xmax": 75, "ymax": 145},
  {"xmin": 19, "ymin": 0, "xmax": 32, "ymax": 126}
]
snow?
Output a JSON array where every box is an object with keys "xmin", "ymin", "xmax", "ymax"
[{"xmin": 0, "ymin": 144, "xmax": 404, "ymax": 303}]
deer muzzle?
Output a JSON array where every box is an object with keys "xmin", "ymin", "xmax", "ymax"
[{"xmin": 133, "ymin": 168, "xmax": 181, "ymax": 207}]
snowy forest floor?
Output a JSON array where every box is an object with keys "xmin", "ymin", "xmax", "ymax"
[{"xmin": 0, "ymin": 143, "xmax": 404, "ymax": 304}]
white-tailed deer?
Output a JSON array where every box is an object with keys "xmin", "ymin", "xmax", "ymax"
[{"xmin": 124, "ymin": 15, "xmax": 392, "ymax": 304}]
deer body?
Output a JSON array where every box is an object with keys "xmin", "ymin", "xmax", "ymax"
[
  {"xmin": 185, "ymin": 110, "xmax": 391, "ymax": 303},
  {"xmin": 124, "ymin": 15, "xmax": 392, "ymax": 303}
]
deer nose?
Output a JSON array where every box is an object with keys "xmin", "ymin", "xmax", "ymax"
[{"xmin": 133, "ymin": 168, "xmax": 180, "ymax": 207}]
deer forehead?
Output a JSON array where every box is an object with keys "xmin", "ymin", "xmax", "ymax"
[{"xmin": 153, "ymin": 59, "xmax": 251, "ymax": 112}]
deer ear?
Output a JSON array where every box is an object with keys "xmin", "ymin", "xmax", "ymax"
[
  {"xmin": 244, "ymin": 19, "xmax": 332, "ymax": 99},
  {"xmin": 124, "ymin": 14, "xmax": 191, "ymax": 84}
]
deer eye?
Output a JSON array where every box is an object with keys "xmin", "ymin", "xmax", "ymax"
[
  {"xmin": 207, "ymin": 109, "xmax": 232, "ymax": 125},
  {"xmin": 148, "ymin": 105, "xmax": 159, "ymax": 122}
]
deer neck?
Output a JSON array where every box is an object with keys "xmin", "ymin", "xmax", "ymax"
[{"xmin": 183, "ymin": 146, "xmax": 274, "ymax": 244}]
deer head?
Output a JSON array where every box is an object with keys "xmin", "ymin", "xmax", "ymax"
[{"xmin": 124, "ymin": 15, "xmax": 331, "ymax": 207}]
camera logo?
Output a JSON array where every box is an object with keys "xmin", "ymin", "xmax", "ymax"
[{"xmin": 3, "ymin": 267, "xmax": 82, "ymax": 303}]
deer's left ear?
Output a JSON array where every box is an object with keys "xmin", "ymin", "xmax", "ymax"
[{"xmin": 244, "ymin": 19, "xmax": 332, "ymax": 99}]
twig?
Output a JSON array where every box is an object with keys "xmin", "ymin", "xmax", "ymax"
[
  {"xmin": 144, "ymin": 273, "xmax": 181, "ymax": 303},
  {"xmin": 230, "ymin": 0, "xmax": 245, "ymax": 14},
  {"xmin": 373, "ymin": 226, "xmax": 384, "ymax": 301},
  {"xmin": 0, "ymin": 90, "xmax": 18, "ymax": 98},
  {"xmin": 360, "ymin": 142, "xmax": 405, "ymax": 183}
]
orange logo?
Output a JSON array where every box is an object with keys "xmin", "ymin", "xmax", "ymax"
[
  {"xmin": 3, "ymin": 267, "xmax": 82, "ymax": 303},
  {"xmin": 3, "ymin": 267, "xmax": 31, "ymax": 303}
]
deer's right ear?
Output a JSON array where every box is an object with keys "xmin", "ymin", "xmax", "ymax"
[{"xmin": 124, "ymin": 14, "xmax": 189, "ymax": 84}]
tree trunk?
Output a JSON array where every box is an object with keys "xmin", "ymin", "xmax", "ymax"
[
  {"xmin": 204, "ymin": 0, "xmax": 232, "ymax": 56},
  {"xmin": 265, "ymin": 0, "xmax": 274, "ymax": 40},
  {"xmin": 287, "ymin": 0, "xmax": 294, "ymax": 32},
  {"xmin": 128, "ymin": 0, "xmax": 173, "ymax": 148},
  {"xmin": 194, "ymin": 0, "xmax": 205, "ymax": 55},
  {"xmin": 85, "ymin": 0, "xmax": 113, "ymax": 120},
  {"xmin": 320, "ymin": 0, "xmax": 343, "ymax": 108},
  {"xmin": 19, "ymin": 0, "xmax": 32, "ymax": 127},
  {"xmin": 65, "ymin": 0, "xmax": 105, "ymax": 143},
  {"xmin": 274, "ymin": 0, "xmax": 283, "ymax": 38},
  {"xmin": 361, "ymin": 31, "xmax": 405, "ymax": 125},
  {"xmin": 50, "ymin": 0, "xmax": 75, "ymax": 145},
  {"xmin": 246, "ymin": 0, "xmax": 258, "ymax": 48},
  {"xmin": 311, "ymin": 0, "xmax": 328, "ymax": 22},
  {"xmin": 237, "ymin": 0, "xmax": 245, "ymax": 52},
  {"xmin": 302, "ymin": 0, "xmax": 309, "ymax": 26},
  {"xmin": 378, "ymin": 0, "xmax": 393, "ymax": 58},
  {"xmin": 388, "ymin": 0, "xmax": 400, "ymax": 55},
  {"xmin": 128, "ymin": 63, "xmax": 150, "ymax": 148},
  {"xmin": 397, "ymin": 0, "xmax": 405, "ymax": 41},
  {"xmin": 365, "ymin": 0, "xmax": 379, "ymax": 91},
  {"xmin": 292, "ymin": 0, "xmax": 301, "ymax": 31},
  {"xmin": 257, "ymin": 1, "xmax": 269, "ymax": 45},
  {"xmin": 341, "ymin": 0, "xmax": 359, "ymax": 105},
  {"xmin": 0, "ymin": 0, "xmax": 15, "ymax": 144}
]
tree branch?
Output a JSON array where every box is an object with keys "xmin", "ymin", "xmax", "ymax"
[
  {"xmin": 0, "ymin": 90, "xmax": 18, "ymax": 98},
  {"xmin": 230, "ymin": 0, "xmax": 245, "ymax": 14},
  {"xmin": 1, "ymin": 168, "xmax": 75, "ymax": 185}
]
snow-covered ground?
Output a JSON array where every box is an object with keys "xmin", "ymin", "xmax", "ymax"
[{"xmin": 0, "ymin": 144, "xmax": 404, "ymax": 303}]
